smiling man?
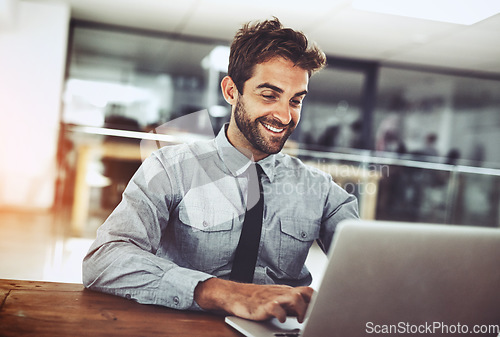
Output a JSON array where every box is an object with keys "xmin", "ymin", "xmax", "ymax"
[{"xmin": 83, "ymin": 18, "xmax": 359, "ymax": 323}]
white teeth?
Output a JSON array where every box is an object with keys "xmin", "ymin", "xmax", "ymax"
[{"xmin": 263, "ymin": 123, "xmax": 284, "ymax": 133}]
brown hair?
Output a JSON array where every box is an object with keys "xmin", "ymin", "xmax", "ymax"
[{"xmin": 228, "ymin": 17, "xmax": 327, "ymax": 94}]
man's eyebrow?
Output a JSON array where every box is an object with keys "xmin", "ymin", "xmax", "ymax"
[
  {"xmin": 256, "ymin": 83, "xmax": 284, "ymax": 94},
  {"xmin": 256, "ymin": 83, "xmax": 308, "ymax": 97},
  {"xmin": 294, "ymin": 90, "xmax": 308, "ymax": 97}
]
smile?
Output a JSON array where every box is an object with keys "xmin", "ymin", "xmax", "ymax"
[{"xmin": 261, "ymin": 122, "xmax": 284, "ymax": 133}]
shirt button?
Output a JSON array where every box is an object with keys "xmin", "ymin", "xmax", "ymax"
[
  {"xmin": 125, "ymin": 294, "xmax": 131, "ymax": 300},
  {"xmin": 202, "ymin": 220, "xmax": 209, "ymax": 228},
  {"xmin": 300, "ymin": 231, "xmax": 307, "ymax": 239},
  {"xmin": 173, "ymin": 296, "xmax": 180, "ymax": 305}
]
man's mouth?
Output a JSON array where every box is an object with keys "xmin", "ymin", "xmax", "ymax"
[{"xmin": 261, "ymin": 122, "xmax": 285, "ymax": 133}]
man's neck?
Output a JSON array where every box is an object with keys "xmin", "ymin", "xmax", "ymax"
[{"xmin": 225, "ymin": 122, "xmax": 268, "ymax": 162}]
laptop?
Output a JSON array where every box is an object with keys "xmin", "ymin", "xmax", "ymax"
[{"xmin": 225, "ymin": 219, "xmax": 500, "ymax": 337}]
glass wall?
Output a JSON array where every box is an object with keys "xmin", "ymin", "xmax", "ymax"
[
  {"xmin": 371, "ymin": 66, "xmax": 500, "ymax": 227},
  {"xmin": 298, "ymin": 67, "xmax": 366, "ymax": 151},
  {"xmin": 63, "ymin": 25, "xmax": 231, "ymax": 131},
  {"xmin": 58, "ymin": 24, "xmax": 232, "ymax": 236},
  {"xmin": 374, "ymin": 67, "xmax": 500, "ymax": 168}
]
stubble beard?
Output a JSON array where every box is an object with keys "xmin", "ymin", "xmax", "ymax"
[{"xmin": 233, "ymin": 96, "xmax": 295, "ymax": 156}]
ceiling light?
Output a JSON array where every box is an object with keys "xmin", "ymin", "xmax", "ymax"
[
  {"xmin": 352, "ymin": 0, "xmax": 500, "ymax": 25},
  {"xmin": 201, "ymin": 46, "xmax": 230, "ymax": 73}
]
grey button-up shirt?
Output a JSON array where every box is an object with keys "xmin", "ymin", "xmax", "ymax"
[{"xmin": 83, "ymin": 125, "xmax": 359, "ymax": 311}]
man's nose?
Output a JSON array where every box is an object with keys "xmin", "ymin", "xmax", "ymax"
[{"xmin": 272, "ymin": 100, "xmax": 292, "ymax": 125}]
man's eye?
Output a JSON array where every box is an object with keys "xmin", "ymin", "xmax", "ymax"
[
  {"xmin": 263, "ymin": 94, "xmax": 277, "ymax": 100},
  {"xmin": 290, "ymin": 99, "xmax": 302, "ymax": 106}
]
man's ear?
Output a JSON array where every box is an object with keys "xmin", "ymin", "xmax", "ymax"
[{"xmin": 221, "ymin": 76, "xmax": 238, "ymax": 105}]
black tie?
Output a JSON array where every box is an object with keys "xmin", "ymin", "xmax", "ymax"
[{"xmin": 230, "ymin": 164, "xmax": 265, "ymax": 283}]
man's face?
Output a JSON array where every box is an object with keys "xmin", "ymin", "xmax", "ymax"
[{"xmin": 228, "ymin": 57, "xmax": 309, "ymax": 161}]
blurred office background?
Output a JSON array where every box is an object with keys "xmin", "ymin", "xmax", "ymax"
[{"xmin": 1, "ymin": 0, "xmax": 500, "ymax": 284}]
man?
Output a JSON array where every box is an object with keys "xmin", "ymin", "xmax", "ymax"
[{"xmin": 83, "ymin": 18, "xmax": 359, "ymax": 324}]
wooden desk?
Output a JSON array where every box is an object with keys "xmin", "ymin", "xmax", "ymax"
[{"xmin": 0, "ymin": 279, "xmax": 240, "ymax": 337}]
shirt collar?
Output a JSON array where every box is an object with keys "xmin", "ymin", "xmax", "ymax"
[{"xmin": 215, "ymin": 124, "xmax": 276, "ymax": 182}]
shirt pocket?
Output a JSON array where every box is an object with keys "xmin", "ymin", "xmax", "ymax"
[
  {"xmin": 278, "ymin": 217, "xmax": 320, "ymax": 278},
  {"xmin": 177, "ymin": 204, "xmax": 236, "ymax": 273}
]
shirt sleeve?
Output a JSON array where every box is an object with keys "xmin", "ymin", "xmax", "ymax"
[
  {"xmin": 319, "ymin": 176, "xmax": 360, "ymax": 253},
  {"xmin": 82, "ymin": 154, "xmax": 213, "ymax": 311}
]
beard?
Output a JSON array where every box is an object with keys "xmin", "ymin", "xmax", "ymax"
[{"xmin": 233, "ymin": 96, "xmax": 295, "ymax": 155}]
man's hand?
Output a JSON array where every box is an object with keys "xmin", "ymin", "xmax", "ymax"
[{"xmin": 194, "ymin": 278, "xmax": 314, "ymax": 323}]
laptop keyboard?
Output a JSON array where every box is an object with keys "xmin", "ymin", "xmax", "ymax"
[{"xmin": 273, "ymin": 333, "xmax": 300, "ymax": 337}]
